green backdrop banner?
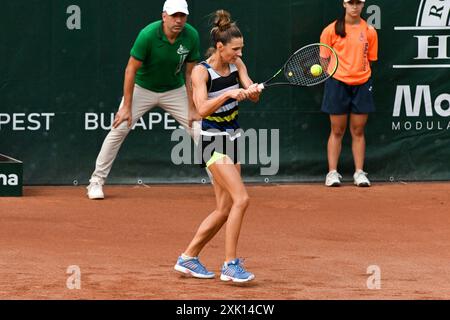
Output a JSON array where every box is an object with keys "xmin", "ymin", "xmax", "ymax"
[{"xmin": 1, "ymin": 0, "xmax": 449, "ymax": 185}]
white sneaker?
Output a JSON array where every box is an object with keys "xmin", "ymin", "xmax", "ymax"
[
  {"xmin": 325, "ymin": 170, "xmax": 342, "ymax": 187},
  {"xmin": 353, "ymin": 170, "xmax": 371, "ymax": 187},
  {"xmin": 87, "ymin": 180, "xmax": 105, "ymax": 200}
]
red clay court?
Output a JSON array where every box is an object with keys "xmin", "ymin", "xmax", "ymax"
[{"xmin": 1, "ymin": 183, "xmax": 450, "ymax": 299}]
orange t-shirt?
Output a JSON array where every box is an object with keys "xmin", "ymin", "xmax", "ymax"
[{"xmin": 320, "ymin": 19, "xmax": 378, "ymax": 85}]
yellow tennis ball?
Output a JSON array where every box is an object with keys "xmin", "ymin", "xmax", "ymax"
[
  {"xmin": 288, "ymin": 71, "xmax": 293, "ymax": 77},
  {"xmin": 310, "ymin": 64, "xmax": 323, "ymax": 77}
]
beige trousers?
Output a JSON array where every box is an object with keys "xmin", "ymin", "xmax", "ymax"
[{"xmin": 90, "ymin": 84, "xmax": 194, "ymax": 184}]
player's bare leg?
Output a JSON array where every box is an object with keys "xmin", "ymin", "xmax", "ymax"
[
  {"xmin": 325, "ymin": 115, "xmax": 347, "ymax": 186},
  {"xmin": 350, "ymin": 113, "xmax": 368, "ymax": 171},
  {"xmin": 327, "ymin": 114, "xmax": 348, "ymax": 172},
  {"xmin": 208, "ymin": 161, "xmax": 248, "ymax": 262},
  {"xmin": 350, "ymin": 113, "xmax": 371, "ymax": 187},
  {"xmin": 183, "ymin": 179, "xmax": 232, "ymax": 257}
]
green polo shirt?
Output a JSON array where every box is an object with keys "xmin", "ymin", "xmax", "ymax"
[{"xmin": 130, "ymin": 21, "xmax": 200, "ymax": 93}]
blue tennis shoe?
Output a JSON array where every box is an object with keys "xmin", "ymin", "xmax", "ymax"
[
  {"xmin": 174, "ymin": 256, "xmax": 215, "ymax": 279},
  {"xmin": 220, "ymin": 258, "xmax": 255, "ymax": 283}
]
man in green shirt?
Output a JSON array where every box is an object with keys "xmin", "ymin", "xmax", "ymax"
[{"xmin": 87, "ymin": 0, "xmax": 200, "ymax": 200}]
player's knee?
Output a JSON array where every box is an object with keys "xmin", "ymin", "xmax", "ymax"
[
  {"xmin": 331, "ymin": 128, "xmax": 346, "ymax": 138},
  {"xmin": 233, "ymin": 194, "xmax": 250, "ymax": 211},
  {"xmin": 350, "ymin": 126, "xmax": 365, "ymax": 138}
]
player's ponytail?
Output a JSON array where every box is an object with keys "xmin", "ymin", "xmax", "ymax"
[
  {"xmin": 335, "ymin": 9, "xmax": 347, "ymax": 38},
  {"xmin": 206, "ymin": 10, "xmax": 242, "ymax": 57}
]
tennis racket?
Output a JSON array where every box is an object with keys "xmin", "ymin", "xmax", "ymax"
[{"xmin": 258, "ymin": 43, "xmax": 339, "ymax": 90}]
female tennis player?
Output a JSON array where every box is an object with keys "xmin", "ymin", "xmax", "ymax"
[
  {"xmin": 174, "ymin": 9, "xmax": 261, "ymax": 283},
  {"xmin": 320, "ymin": 0, "xmax": 378, "ymax": 187}
]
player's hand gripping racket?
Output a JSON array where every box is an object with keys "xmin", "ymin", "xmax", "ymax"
[{"xmin": 258, "ymin": 43, "xmax": 339, "ymax": 90}]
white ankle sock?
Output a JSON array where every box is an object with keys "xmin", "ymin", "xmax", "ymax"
[{"xmin": 181, "ymin": 253, "xmax": 195, "ymax": 260}]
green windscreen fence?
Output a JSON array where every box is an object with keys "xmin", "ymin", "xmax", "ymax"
[{"xmin": 1, "ymin": 0, "xmax": 449, "ymax": 185}]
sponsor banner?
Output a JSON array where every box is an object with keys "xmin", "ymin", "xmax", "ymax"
[
  {"xmin": 392, "ymin": 0, "xmax": 450, "ymax": 132},
  {"xmin": 2, "ymin": 0, "xmax": 450, "ymax": 184},
  {"xmin": 417, "ymin": 0, "xmax": 450, "ymax": 26},
  {"xmin": 0, "ymin": 154, "xmax": 23, "ymax": 197}
]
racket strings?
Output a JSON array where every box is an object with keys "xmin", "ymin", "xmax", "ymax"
[{"xmin": 284, "ymin": 45, "xmax": 337, "ymax": 86}]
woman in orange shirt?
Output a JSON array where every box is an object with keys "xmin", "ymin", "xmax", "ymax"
[{"xmin": 320, "ymin": 0, "xmax": 378, "ymax": 187}]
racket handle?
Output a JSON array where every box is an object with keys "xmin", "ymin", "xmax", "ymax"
[{"xmin": 257, "ymin": 83, "xmax": 265, "ymax": 90}]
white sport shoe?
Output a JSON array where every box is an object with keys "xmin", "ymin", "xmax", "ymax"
[
  {"xmin": 325, "ymin": 170, "xmax": 342, "ymax": 187},
  {"xmin": 87, "ymin": 180, "xmax": 105, "ymax": 200},
  {"xmin": 353, "ymin": 170, "xmax": 371, "ymax": 187}
]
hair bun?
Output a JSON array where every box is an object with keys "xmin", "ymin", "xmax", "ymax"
[
  {"xmin": 214, "ymin": 10, "xmax": 232, "ymax": 31},
  {"xmin": 208, "ymin": 9, "xmax": 242, "ymax": 52}
]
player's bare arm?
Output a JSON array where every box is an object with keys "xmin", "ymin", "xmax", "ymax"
[
  {"xmin": 235, "ymin": 58, "xmax": 261, "ymax": 103},
  {"xmin": 192, "ymin": 65, "xmax": 248, "ymax": 118},
  {"xmin": 185, "ymin": 61, "xmax": 201, "ymax": 127},
  {"xmin": 113, "ymin": 56, "xmax": 142, "ymax": 129}
]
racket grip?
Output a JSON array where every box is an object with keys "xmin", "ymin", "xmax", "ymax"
[{"xmin": 257, "ymin": 83, "xmax": 265, "ymax": 90}]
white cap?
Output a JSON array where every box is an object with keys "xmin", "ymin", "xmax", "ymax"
[{"xmin": 163, "ymin": 0, "xmax": 189, "ymax": 15}]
